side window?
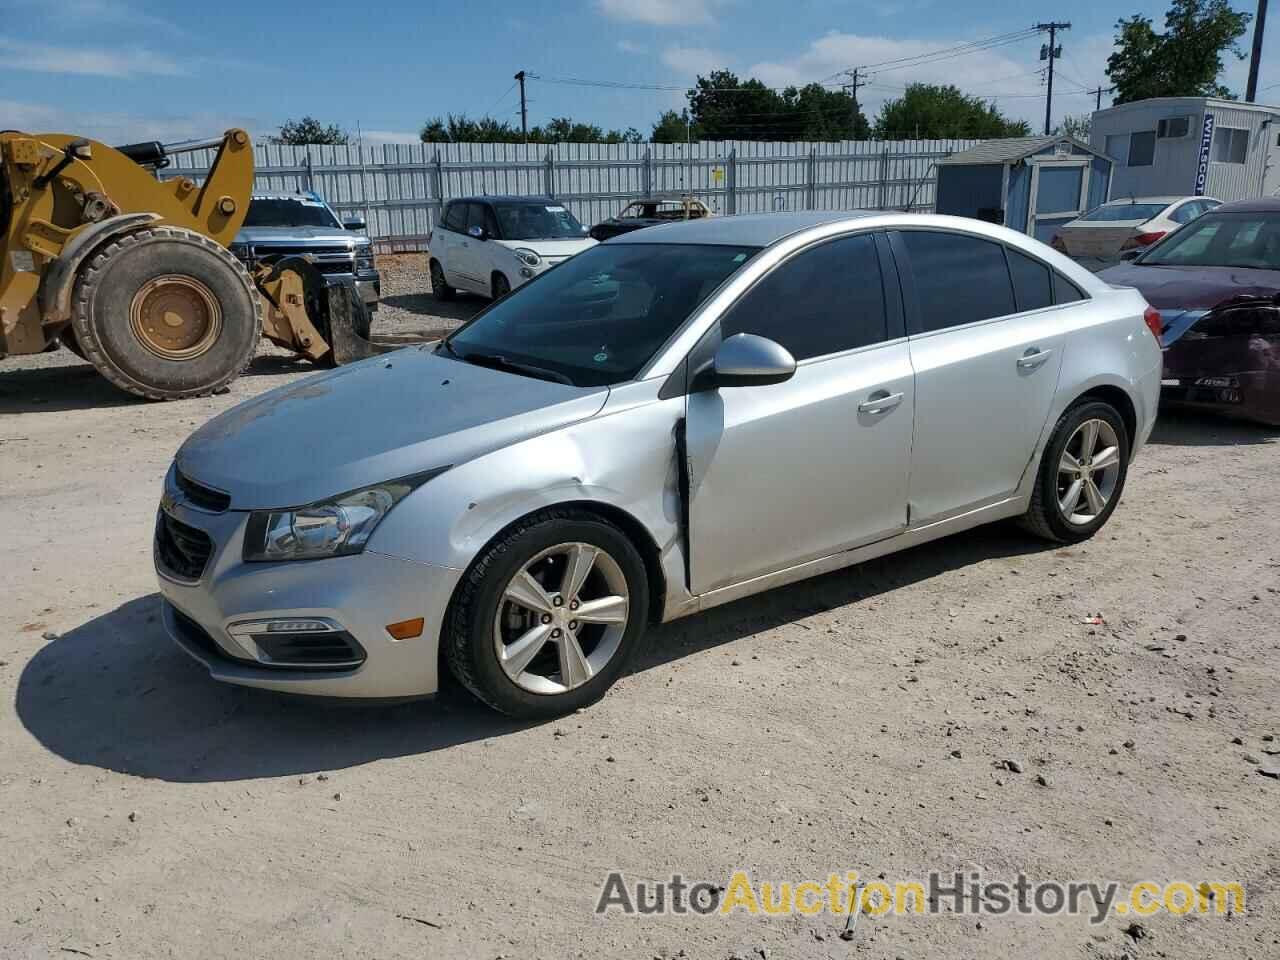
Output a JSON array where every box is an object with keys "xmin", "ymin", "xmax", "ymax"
[
  {"xmin": 720, "ymin": 234, "xmax": 888, "ymax": 361},
  {"xmin": 1053, "ymin": 272, "xmax": 1087, "ymax": 305},
  {"xmin": 442, "ymin": 201, "xmax": 466, "ymax": 232},
  {"xmin": 1006, "ymin": 248, "xmax": 1053, "ymax": 312},
  {"xmin": 900, "ymin": 231, "xmax": 1015, "ymax": 332},
  {"xmin": 465, "ymin": 202, "xmax": 489, "ymax": 235}
]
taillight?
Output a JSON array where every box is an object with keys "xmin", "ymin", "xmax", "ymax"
[
  {"xmin": 1143, "ymin": 305, "xmax": 1163, "ymax": 341},
  {"xmin": 1121, "ymin": 230, "xmax": 1166, "ymax": 251},
  {"xmin": 1049, "ymin": 234, "xmax": 1067, "ymax": 252}
]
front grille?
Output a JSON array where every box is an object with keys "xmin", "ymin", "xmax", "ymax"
[
  {"xmin": 155, "ymin": 510, "xmax": 214, "ymax": 581},
  {"xmin": 250, "ymin": 243, "xmax": 351, "ymax": 258},
  {"xmin": 175, "ymin": 469, "xmax": 230, "ymax": 512},
  {"xmin": 252, "ymin": 631, "xmax": 366, "ymax": 669}
]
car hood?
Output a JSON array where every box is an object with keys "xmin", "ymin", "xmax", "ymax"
[
  {"xmin": 176, "ymin": 348, "xmax": 609, "ymax": 509},
  {"xmin": 493, "ymin": 237, "xmax": 597, "ymax": 257},
  {"xmin": 236, "ymin": 226, "xmax": 364, "ymax": 246},
  {"xmin": 1098, "ymin": 262, "xmax": 1280, "ymax": 345}
]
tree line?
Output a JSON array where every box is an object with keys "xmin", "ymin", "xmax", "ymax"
[{"xmin": 273, "ymin": 0, "xmax": 1249, "ymax": 146}]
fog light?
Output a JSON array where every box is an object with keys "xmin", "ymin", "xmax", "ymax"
[
  {"xmin": 385, "ymin": 617, "xmax": 425, "ymax": 640},
  {"xmin": 520, "ymin": 267, "xmax": 534, "ymax": 278}
]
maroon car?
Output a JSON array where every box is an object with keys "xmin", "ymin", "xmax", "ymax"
[{"xmin": 1098, "ymin": 198, "xmax": 1280, "ymax": 426}]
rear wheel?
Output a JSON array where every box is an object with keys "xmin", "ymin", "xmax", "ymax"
[
  {"xmin": 70, "ymin": 227, "xmax": 261, "ymax": 400},
  {"xmin": 444, "ymin": 508, "xmax": 649, "ymax": 718},
  {"xmin": 1019, "ymin": 401, "xmax": 1130, "ymax": 543},
  {"xmin": 430, "ymin": 259, "xmax": 455, "ymax": 301}
]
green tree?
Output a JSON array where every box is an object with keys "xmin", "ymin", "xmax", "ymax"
[
  {"xmin": 872, "ymin": 84, "xmax": 1031, "ymax": 139},
  {"xmin": 651, "ymin": 110, "xmax": 700, "ymax": 143},
  {"xmin": 684, "ymin": 69, "xmax": 867, "ymax": 141},
  {"xmin": 1107, "ymin": 0, "xmax": 1251, "ymax": 104},
  {"xmin": 272, "ymin": 116, "xmax": 349, "ymax": 145},
  {"xmin": 421, "ymin": 114, "xmax": 644, "ymax": 144},
  {"xmin": 1055, "ymin": 113, "xmax": 1092, "ymax": 140}
]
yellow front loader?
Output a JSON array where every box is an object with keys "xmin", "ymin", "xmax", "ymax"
[{"xmin": 0, "ymin": 129, "xmax": 379, "ymax": 400}]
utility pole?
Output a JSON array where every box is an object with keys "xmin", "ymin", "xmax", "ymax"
[
  {"xmin": 1247, "ymin": 0, "xmax": 1269, "ymax": 101},
  {"xmin": 1036, "ymin": 22, "xmax": 1071, "ymax": 135},
  {"xmin": 1094, "ymin": 86, "xmax": 1103, "ymax": 111},
  {"xmin": 841, "ymin": 68, "xmax": 867, "ymax": 138},
  {"xmin": 514, "ymin": 70, "xmax": 528, "ymax": 142}
]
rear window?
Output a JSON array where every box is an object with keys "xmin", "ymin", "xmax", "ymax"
[{"xmin": 1078, "ymin": 203, "xmax": 1168, "ymax": 223}]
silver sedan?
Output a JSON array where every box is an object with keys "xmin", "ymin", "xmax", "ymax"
[{"xmin": 156, "ymin": 212, "xmax": 1163, "ymax": 717}]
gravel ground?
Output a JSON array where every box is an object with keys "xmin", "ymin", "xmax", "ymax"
[{"xmin": 1, "ymin": 257, "xmax": 1279, "ymax": 960}]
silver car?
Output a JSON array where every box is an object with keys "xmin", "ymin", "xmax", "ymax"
[{"xmin": 156, "ymin": 212, "xmax": 1162, "ymax": 717}]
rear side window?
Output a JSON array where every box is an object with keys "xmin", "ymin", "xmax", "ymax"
[
  {"xmin": 1053, "ymin": 272, "xmax": 1087, "ymax": 304},
  {"xmin": 900, "ymin": 231, "xmax": 1015, "ymax": 331},
  {"xmin": 720, "ymin": 234, "xmax": 888, "ymax": 361},
  {"xmin": 1006, "ymin": 248, "xmax": 1053, "ymax": 312},
  {"xmin": 442, "ymin": 202, "xmax": 466, "ymax": 232}
]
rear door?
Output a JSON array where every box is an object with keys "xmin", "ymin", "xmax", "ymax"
[
  {"xmin": 685, "ymin": 232, "xmax": 914, "ymax": 593},
  {"xmin": 892, "ymin": 229, "xmax": 1066, "ymax": 525}
]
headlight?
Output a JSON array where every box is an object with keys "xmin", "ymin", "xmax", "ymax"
[
  {"xmin": 243, "ymin": 468, "xmax": 447, "ymax": 562},
  {"xmin": 513, "ymin": 247, "xmax": 542, "ymax": 267}
]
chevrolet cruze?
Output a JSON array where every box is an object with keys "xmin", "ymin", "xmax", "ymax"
[{"xmin": 156, "ymin": 212, "xmax": 1162, "ymax": 717}]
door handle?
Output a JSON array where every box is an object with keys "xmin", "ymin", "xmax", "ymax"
[
  {"xmin": 858, "ymin": 390, "xmax": 904, "ymax": 414},
  {"xmin": 1017, "ymin": 348, "xmax": 1053, "ymax": 369}
]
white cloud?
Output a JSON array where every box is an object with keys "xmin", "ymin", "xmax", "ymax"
[
  {"xmin": 661, "ymin": 45, "xmax": 728, "ymax": 77},
  {"xmin": 745, "ymin": 30, "xmax": 1125, "ymax": 129},
  {"xmin": 0, "ymin": 37, "xmax": 188, "ymax": 77},
  {"xmin": 596, "ymin": 0, "xmax": 721, "ymax": 27},
  {"xmin": 616, "ymin": 39, "xmax": 647, "ymax": 54},
  {"xmin": 0, "ymin": 99, "xmax": 265, "ymax": 145}
]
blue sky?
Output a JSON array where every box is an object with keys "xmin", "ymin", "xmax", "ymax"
[{"xmin": 1, "ymin": 0, "xmax": 1275, "ymax": 145}]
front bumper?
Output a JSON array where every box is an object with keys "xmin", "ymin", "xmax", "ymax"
[{"xmin": 154, "ymin": 471, "xmax": 462, "ymax": 698}]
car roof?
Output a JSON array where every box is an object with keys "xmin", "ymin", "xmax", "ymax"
[
  {"xmin": 610, "ymin": 211, "xmax": 877, "ymax": 246},
  {"xmin": 251, "ymin": 190, "xmax": 325, "ymax": 202},
  {"xmin": 1098, "ymin": 196, "xmax": 1188, "ymax": 205},
  {"xmin": 450, "ymin": 195, "xmax": 565, "ymax": 205},
  {"xmin": 1212, "ymin": 197, "xmax": 1280, "ymax": 213}
]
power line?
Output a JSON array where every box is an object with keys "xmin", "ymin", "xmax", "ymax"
[{"xmin": 818, "ymin": 27, "xmax": 1039, "ymax": 82}]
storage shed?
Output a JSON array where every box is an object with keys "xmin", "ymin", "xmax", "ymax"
[
  {"xmin": 935, "ymin": 135, "xmax": 1114, "ymax": 242},
  {"xmin": 1089, "ymin": 97, "xmax": 1280, "ymax": 202}
]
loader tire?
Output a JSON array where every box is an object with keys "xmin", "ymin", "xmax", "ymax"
[{"xmin": 70, "ymin": 226, "xmax": 262, "ymax": 400}]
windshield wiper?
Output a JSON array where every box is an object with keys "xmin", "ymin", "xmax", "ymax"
[{"xmin": 455, "ymin": 350, "xmax": 575, "ymax": 385}]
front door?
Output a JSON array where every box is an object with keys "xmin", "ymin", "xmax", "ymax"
[
  {"xmin": 1028, "ymin": 160, "xmax": 1089, "ymax": 243},
  {"xmin": 892, "ymin": 229, "xmax": 1066, "ymax": 525},
  {"xmin": 685, "ymin": 233, "xmax": 914, "ymax": 594}
]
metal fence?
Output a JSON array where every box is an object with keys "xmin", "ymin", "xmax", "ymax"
[{"xmin": 163, "ymin": 138, "xmax": 980, "ymax": 253}]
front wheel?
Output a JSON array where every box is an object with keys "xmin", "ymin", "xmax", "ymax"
[
  {"xmin": 1019, "ymin": 401, "xmax": 1130, "ymax": 543},
  {"xmin": 490, "ymin": 272, "xmax": 511, "ymax": 300},
  {"xmin": 443, "ymin": 508, "xmax": 649, "ymax": 718}
]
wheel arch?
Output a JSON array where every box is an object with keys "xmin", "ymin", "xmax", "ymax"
[
  {"xmin": 1073, "ymin": 384, "xmax": 1138, "ymax": 455},
  {"xmin": 39, "ymin": 212, "xmax": 162, "ymax": 325}
]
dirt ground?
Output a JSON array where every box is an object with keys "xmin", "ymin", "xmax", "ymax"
[{"xmin": 1, "ymin": 255, "xmax": 1278, "ymax": 960}]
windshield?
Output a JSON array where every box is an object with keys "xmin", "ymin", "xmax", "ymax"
[
  {"xmin": 493, "ymin": 202, "xmax": 587, "ymax": 240},
  {"xmin": 444, "ymin": 242, "xmax": 759, "ymax": 387},
  {"xmin": 243, "ymin": 198, "xmax": 341, "ymax": 229},
  {"xmin": 1138, "ymin": 212, "xmax": 1280, "ymax": 269},
  {"xmin": 1078, "ymin": 202, "xmax": 1167, "ymax": 223}
]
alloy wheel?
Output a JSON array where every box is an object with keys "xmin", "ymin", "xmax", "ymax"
[
  {"xmin": 1056, "ymin": 418, "xmax": 1121, "ymax": 525},
  {"xmin": 493, "ymin": 542, "xmax": 630, "ymax": 695}
]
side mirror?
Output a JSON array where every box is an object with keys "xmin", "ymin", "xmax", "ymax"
[
  {"xmin": 1119, "ymin": 249, "xmax": 1141, "ymax": 262},
  {"xmin": 343, "ymin": 218, "xmax": 367, "ymax": 231},
  {"xmin": 467, "ymin": 225, "xmax": 488, "ymax": 241},
  {"xmin": 703, "ymin": 333, "xmax": 797, "ymax": 389}
]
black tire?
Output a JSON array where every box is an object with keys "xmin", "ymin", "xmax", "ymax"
[
  {"xmin": 70, "ymin": 226, "xmax": 262, "ymax": 400},
  {"xmin": 430, "ymin": 259, "xmax": 455, "ymax": 301},
  {"xmin": 443, "ymin": 507, "xmax": 650, "ymax": 719},
  {"xmin": 1019, "ymin": 400, "xmax": 1131, "ymax": 543},
  {"xmin": 490, "ymin": 272, "xmax": 511, "ymax": 300}
]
